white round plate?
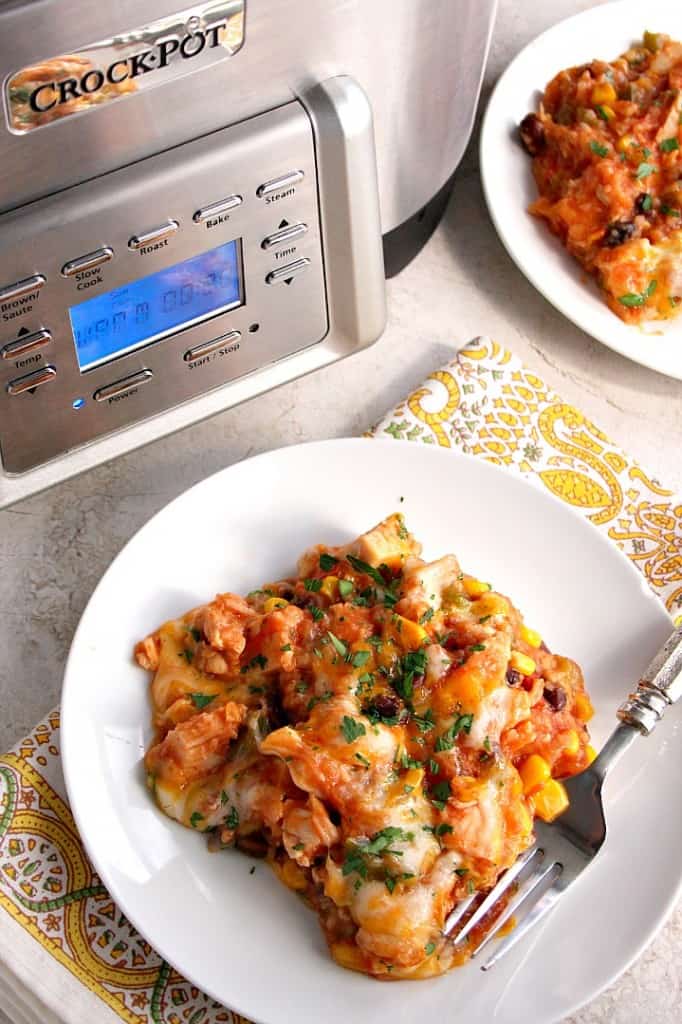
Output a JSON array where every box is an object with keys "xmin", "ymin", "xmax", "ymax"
[
  {"xmin": 62, "ymin": 439, "xmax": 679, "ymax": 1024},
  {"xmin": 481, "ymin": 0, "xmax": 682, "ymax": 379}
]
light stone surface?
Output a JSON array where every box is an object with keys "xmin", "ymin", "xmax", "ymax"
[{"xmin": 1, "ymin": 0, "xmax": 680, "ymax": 1021}]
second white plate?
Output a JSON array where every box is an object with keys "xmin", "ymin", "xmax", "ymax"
[{"xmin": 481, "ymin": 0, "xmax": 682, "ymax": 379}]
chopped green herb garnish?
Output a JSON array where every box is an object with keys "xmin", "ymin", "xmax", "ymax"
[
  {"xmin": 355, "ymin": 752, "xmax": 371, "ymax": 768},
  {"xmin": 430, "ymin": 779, "xmax": 451, "ymax": 810},
  {"xmin": 660, "ymin": 136, "xmax": 680, "ymax": 152},
  {"xmin": 220, "ymin": 790, "xmax": 228, "ymax": 805},
  {"xmin": 392, "ymin": 648, "xmax": 428, "ymax": 703},
  {"xmin": 419, "ymin": 607, "xmax": 435, "ymax": 624},
  {"xmin": 179, "ymin": 648, "xmax": 193, "ymax": 664},
  {"xmin": 483, "ymin": 735, "xmax": 492, "ymax": 752},
  {"xmin": 397, "ymin": 517, "xmax": 408, "ymax": 540},
  {"xmin": 310, "ymin": 606, "xmax": 324, "ymax": 622},
  {"xmin": 346, "ymin": 554, "xmax": 386, "ymax": 586},
  {"xmin": 470, "ymin": 643, "xmax": 486, "ymax": 652},
  {"xmin": 635, "ymin": 161, "xmax": 657, "ymax": 179},
  {"xmin": 590, "ymin": 140, "xmax": 609, "ymax": 158},
  {"xmin": 661, "ymin": 203, "xmax": 681, "ymax": 216},
  {"xmin": 399, "ymin": 751, "xmax": 423, "ymax": 770},
  {"xmin": 292, "ymin": 842, "xmax": 305, "ymax": 851},
  {"xmin": 351, "ymin": 649, "xmax": 371, "ymax": 668},
  {"xmin": 455, "ymin": 867, "xmax": 469, "ymax": 877},
  {"xmin": 189, "ymin": 812, "xmax": 204, "ymax": 829},
  {"xmin": 435, "ymin": 823, "xmax": 453, "ymax": 837},
  {"xmin": 618, "ymin": 279, "xmax": 657, "ymax": 307},
  {"xmin": 434, "ymin": 713, "xmax": 474, "ymax": 751},
  {"xmin": 319, "ymin": 553, "xmax": 339, "ymax": 571},
  {"xmin": 327, "ymin": 631, "xmax": 348, "ymax": 658},
  {"xmin": 240, "ymin": 653, "xmax": 268, "ymax": 673},
  {"xmin": 428, "ymin": 758, "xmax": 439, "ymax": 775},
  {"xmin": 225, "ymin": 805, "xmax": 239, "ymax": 829},
  {"xmin": 280, "ymin": 643, "xmax": 292, "ymax": 652},
  {"xmin": 341, "ymin": 715, "xmax": 366, "ymax": 743},
  {"xmin": 424, "ymin": 942, "xmax": 436, "ymax": 956},
  {"xmin": 304, "ymin": 578, "xmax": 323, "ymax": 592},
  {"xmin": 412, "ymin": 708, "xmax": 435, "ymax": 733},
  {"xmin": 368, "ymin": 636, "xmax": 383, "ymax": 649},
  {"xmin": 640, "ymin": 193, "xmax": 653, "ymax": 211},
  {"xmin": 190, "ymin": 692, "xmax": 214, "ymax": 709}
]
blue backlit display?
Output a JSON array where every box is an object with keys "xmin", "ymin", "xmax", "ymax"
[{"xmin": 69, "ymin": 239, "xmax": 242, "ymax": 371}]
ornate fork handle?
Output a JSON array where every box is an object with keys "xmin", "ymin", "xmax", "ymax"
[
  {"xmin": 617, "ymin": 622, "xmax": 682, "ymax": 735},
  {"xmin": 586, "ymin": 623, "xmax": 682, "ymax": 786}
]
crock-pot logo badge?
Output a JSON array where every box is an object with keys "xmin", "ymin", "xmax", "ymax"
[{"xmin": 5, "ymin": 0, "xmax": 245, "ymax": 133}]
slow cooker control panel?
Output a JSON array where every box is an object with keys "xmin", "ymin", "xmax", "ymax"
[{"xmin": 0, "ymin": 100, "xmax": 328, "ymax": 474}]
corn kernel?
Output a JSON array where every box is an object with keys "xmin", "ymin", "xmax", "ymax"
[
  {"xmin": 319, "ymin": 575, "xmax": 339, "ymax": 599},
  {"xmin": 533, "ymin": 778, "xmax": 569, "ymax": 822},
  {"xmin": 509, "ymin": 650, "xmax": 536, "ymax": 676},
  {"xmin": 519, "ymin": 754, "xmax": 551, "ymax": 796},
  {"xmin": 463, "ymin": 577, "xmax": 491, "ymax": 598},
  {"xmin": 331, "ymin": 940, "xmax": 365, "ymax": 972},
  {"xmin": 280, "ymin": 859, "xmax": 308, "ymax": 891},
  {"xmin": 591, "ymin": 82, "xmax": 617, "ymax": 105},
  {"xmin": 644, "ymin": 30, "xmax": 662, "ymax": 53},
  {"xmin": 519, "ymin": 624, "xmax": 542, "ymax": 648},
  {"xmin": 562, "ymin": 729, "xmax": 580, "ymax": 757},
  {"xmin": 476, "ymin": 592, "xmax": 510, "ymax": 618},
  {"xmin": 616, "ymin": 133, "xmax": 635, "ymax": 153},
  {"xmin": 391, "ymin": 614, "xmax": 428, "ymax": 651},
  {"xmin": 517, "ymin": 801, "xmax": 534, "ymax": 838},
  {"xmin": 402, "ymin": 767, "xmax": 424, "ymax": 792},
  {"xmin": 263, "ymin": 596, "xmax": 288, "ymax": 613},
  {"xmin": 573, "ymin": 692, "xmax": 594, "ymax": 722},
  {"xmin": 586, "ymin": 744, "xmax": 598, "ymax": 765}
]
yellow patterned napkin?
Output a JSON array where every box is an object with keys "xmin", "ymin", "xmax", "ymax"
[{"xmin": 0, "ymin": 337, "xmax": 678, "ymax": 1024}]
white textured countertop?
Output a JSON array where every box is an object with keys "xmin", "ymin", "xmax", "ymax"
[{"xmin": 0, "ymin": 0, "xmax": 680, "ymax": 1021}]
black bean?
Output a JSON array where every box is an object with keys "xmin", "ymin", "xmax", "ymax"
[
  {"xmin": 506, "ymin": 668, "xmax": 522, "ymax": 687},
  {"xmin": 634, "ymin": 193, "xmax": 652, "ymax": 215},
  {"xmin": 602, "ymin": 221, "xmax": 635, "ymax": 247},
  {"xmin": 519, "ymin": 113, "xmax": 546, "ymax": 156},
  {"xmin": 371, "ymin": 693, "xmax": 401, "ymax": 719},
  {"xmin": 543, "ymin": 685, "xmax": 567, "ymax": 711}
]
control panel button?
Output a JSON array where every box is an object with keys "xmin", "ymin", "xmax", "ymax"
[
  {"xmin": 257, "ymin": 170, "xmax": 304, "ymax": 198},
  {"xmin": 193, "ymin": 196, "xmax": 242, "ymax": 223},
  {"xmin": 2, "ymin": 328, "xmax": 52, "ymax": 360},
  {"xmin": 261, "ymin": 222, "xmax": 308, "ymax": 250},
  {"xmin": 0, "ymin": 274, "xmax": 46, "ymax": 304},
  {"xmin": 184, "ymin": 330, "xmax": 241, "ymax": 362},
  {"xmin": 94, "ymin": 369, "xmax": 153, "ymax": 402},
  {"xmin": 62, "ymin": 248, "xmax": 114, "ymax": 277},
  {"xmin": 265, "ymin": 258, "xmax": 311, "ymax": 285},
  {"xmin": 7, "ymin": 364, "xmax": 56, "ymax": 395},
  {"xmin": 128, "ymin": 221, "xmax": 179, "ymax": 250}
]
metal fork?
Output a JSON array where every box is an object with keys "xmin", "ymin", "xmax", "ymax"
[{"xmin": 443, "ymin": 623, "xmax": 682, "ymax": 970}]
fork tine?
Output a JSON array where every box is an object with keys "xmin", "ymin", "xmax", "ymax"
[
  {"xmin": 441, "ymin": 891, "xmax": 478, "ymax": 934},
  {"xmin": 444, "ymin": 843, "xmax": 541, "ymax": 941},
  {"xmin": 471, "ymin": 861, "xmax": 562, "ymax": 962},
  {"xmin": 481, "ymin": 874, "xmax": 563, "ymax": 971}
]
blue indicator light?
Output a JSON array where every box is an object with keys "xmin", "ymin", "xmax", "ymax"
[
  {"xmin": 68, "ymin": 238, "xmax": 243, "ymax": 372},
  {"xmin": 72, "ymin": 397, "xmax": 86, "ymax": 410}
]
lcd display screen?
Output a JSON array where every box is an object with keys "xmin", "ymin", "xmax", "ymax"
[{"xmin": 69, "ymin": 238, "xmax": 243, "ymax": 371}]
